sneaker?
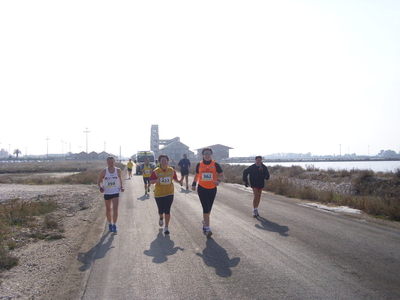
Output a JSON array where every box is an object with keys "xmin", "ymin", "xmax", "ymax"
[
  {"xmin": 108, "ymin": 223, "xmax": 113, "ymax": 232},
  {"xmin": 202, "ymin": 220, "xmax": 206, "ymax": 232},
  {"xmin": 112, "ymin": 224, "xmax": 118, "ymax": 234},
  {"xmin": 204, "ymin": 228, "xmax": 212, "ymax": 237},
  {"xmin": 253, "ymin": 208, "xmax": 259, "ymax": 217},
  {"xmin": 159, "ymin": 218, "xmax": 164, "ymax": 226},
  {"xmin": 164, "ymin": 226, "xmax": 170, "ymax": 234}
]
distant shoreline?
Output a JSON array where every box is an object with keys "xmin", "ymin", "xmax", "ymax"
[{"xmin": 224, "ymin": 158, "xmax": 400, "ymax": 163}]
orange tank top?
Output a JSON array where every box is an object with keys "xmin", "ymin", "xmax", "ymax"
[{"xmin": 198, "ymin": 160, "xmax": 218, "ymax": 189}]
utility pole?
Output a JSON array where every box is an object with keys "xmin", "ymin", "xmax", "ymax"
[
  {"xmin": 46, "ymin": 137, "xmax": 49, "ymax": 159},
  {"xmin": 83, "ymin": 128, "xmax": 90, "ymax": 164}
]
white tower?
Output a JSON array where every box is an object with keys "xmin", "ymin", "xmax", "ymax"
[{"xmin": 151, "ymin": 125, "xmax": 160, "ymax": 153}]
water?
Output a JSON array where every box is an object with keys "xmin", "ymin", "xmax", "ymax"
[{"xmin": 233, "ymin": 160, "xmax": 400, "ymax": 173}]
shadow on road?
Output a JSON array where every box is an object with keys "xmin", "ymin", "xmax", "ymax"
[
  {"xmin": 137, "ymin": 194, "xmax": 150, "ymax": 201},
  {"xmin": 143, "ymin": 229, "xmax": 184, "ymax": 263},
  {"xmin": 196, "ymin": 238, "xmax": 240, "ymax": 277},
  {"xmin": 77, "ymin": 232, "xmax": 115, "ymax": 272},
  {"xmin": 254, "ymin": 216, "xmax": 289, "ymax": 237},
  {"xmin": 179, "ymin": 188, "xmax": 191, "ymax": 194}
]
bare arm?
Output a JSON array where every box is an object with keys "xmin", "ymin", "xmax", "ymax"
[
  {"xmin": 117, "ymin": 168, "xmax": 125, "ymax": 192},
  {"xmin": 217, "ymin": 172, "xmax": 225, "ymax": 184},
  {"xmin": 97, "ymin": 169, "xmax": 106, "ymax": 193}
]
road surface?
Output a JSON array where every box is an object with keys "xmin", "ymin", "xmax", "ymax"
[{"xmin": 81, "ymin": 170, "xmax": 400, "ymax": 300}]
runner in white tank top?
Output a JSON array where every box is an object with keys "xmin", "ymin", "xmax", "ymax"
[
  {"xmin": 103, "ymin": 166, "xmax": 121, "ymax": 195},
  {"xmin": 97, "ymin": 156, "xmax": 124, "ymax": 234}
]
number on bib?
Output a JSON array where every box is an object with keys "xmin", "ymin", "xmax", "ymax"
[
  {"xmin": 106, "ymin": 181, "xmax": 117, "ymax": 188},
  {"xmin": 160, "ymin": 177, "xmax": 171, "ymax": 185},
  {"xmin": 202, "ymin": 173, "xmax": 213, "ymax": 181}
]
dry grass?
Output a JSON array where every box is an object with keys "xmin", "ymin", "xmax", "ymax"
[
  {"xmin": 0, "ymin": 161, "xmax": 125, "ymax": 185},
  {"xmin": 220, "ymin": 164, "xmax": 400, "ymax": 221},
  {"xmin": 0, "ymin": 160, "xmax": 125, "ymax": 271}
]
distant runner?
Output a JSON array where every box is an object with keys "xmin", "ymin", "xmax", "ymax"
[
  {"xmin": 192, "ymin": 147, "xmax": 225, "ymax": 237},
  {"xmin": 150, "ymin": 154, "xmax": 182, "ymax": 235},
  {"xmin": 141, "ymin": 157, "xmax": 154, "ymax": 195},
  {"xmin": 242, "ymin": 155, "xmax": 270, "ymax": 217},
  {"xmin": 98, "ymin": 156, "xmax": 124, "ymax": 234},
  {"xmin": 178, "ymin": 154, "xmax": 191, "ymax": 189},
  {"xmin": 126, "ymin": 159, "xmax": 134, "ymax": 179}
]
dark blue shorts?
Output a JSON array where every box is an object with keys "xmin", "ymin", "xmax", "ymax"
[{"xmin": 104, "ymin": 193, "xmax": 119, "ymax": 200}]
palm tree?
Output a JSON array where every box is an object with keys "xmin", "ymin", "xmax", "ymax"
[{"xmin": 13, "ymin": 149, "xmax": 22, "ymax": 159}]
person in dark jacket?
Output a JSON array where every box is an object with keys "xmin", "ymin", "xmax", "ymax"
[{"xmin": 242, "ymin": 155, "xmax": 270, "ymax": 217}]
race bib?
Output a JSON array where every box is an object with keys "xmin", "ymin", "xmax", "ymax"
[
  {"xmin": 202, "ymin": 173, "xmax": 213, "ymax": 181},
  {"xmin": 106, "ymin": 180, "xmax": 117, "ymax": 188},
  {"xmin": 160, "ymin": 176, "xmax": 171, "ymax": 185},
  {"xmin": 144, "ymin": 170, "xmax": 151, "ymax": 174}
]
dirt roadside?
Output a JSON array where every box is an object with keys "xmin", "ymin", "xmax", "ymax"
[{"xmin": 0, "ymin": 184, "xmax": 107, "ymax": 300}]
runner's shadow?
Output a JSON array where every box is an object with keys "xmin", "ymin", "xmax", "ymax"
[
  {"xmin": 143, "ymin": 229, "xmax": 184, "ymax": 263},
  {"xmin": 77, "ymin": 232, "xmax": 115, "ymax": 271},
  {"xmin": 137, "ymin": 194, "xmax": 150, "ymax": 201},
  {"xmin": 196, "ymin": 238, "xmax": 240, "ymax": 277},
  {"xmin": 255, "ymin": 216, "xmax": 289, "ymax": 237},
  {"xmin": 179, "ymin": 188, "xmax": 191, "ymax": 194}
]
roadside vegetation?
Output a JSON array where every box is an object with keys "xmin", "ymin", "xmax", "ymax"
[
  {"xmin": 222, "ymin": 164, "xmax": 400, "ymax": 221},
  {"xmin": 0, "ymin": 160, "xmax": 124, "ymax": 272}
]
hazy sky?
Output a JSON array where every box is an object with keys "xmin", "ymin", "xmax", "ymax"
[{"xmin": 1, "ymin": 0, "xmax": 399, "ymax": 158}]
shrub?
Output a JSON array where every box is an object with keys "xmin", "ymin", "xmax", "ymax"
[{"xmin": 0, "ymin": 246, "xmax": 19, "ymax": 270}]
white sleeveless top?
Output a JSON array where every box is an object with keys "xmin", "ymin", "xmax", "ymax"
[{"xmin": 103, "ymin": 167, "xmax": 121, "ymax": 194}]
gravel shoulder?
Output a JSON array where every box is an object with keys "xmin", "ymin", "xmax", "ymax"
[{"xmin": 0, "ymin": 184, "xmax": 106, "ymax": 300}]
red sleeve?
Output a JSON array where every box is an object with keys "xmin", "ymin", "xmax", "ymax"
[
  {"xmin": 149, "ymin": 171, "xmax": 157, "ymax": 181},
  {"xmin": 173, "ymin": 170, "xmax": 178, "ymax": 180}
]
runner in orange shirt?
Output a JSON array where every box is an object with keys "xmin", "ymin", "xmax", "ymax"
[{"xmin": 192, "ymin": 147, "xmax": 225, "ymax": 237}]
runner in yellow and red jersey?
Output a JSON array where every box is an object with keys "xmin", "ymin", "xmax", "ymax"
[
  {"xmin": 150, "ymin": 154, "xmax": 182, "ymax": 234},
  {"xmin": 141, "ymin": 157, "xmax": 154, "ymax": 195}
]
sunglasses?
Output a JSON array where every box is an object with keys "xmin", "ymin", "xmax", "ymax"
[{"xmin": 203, "ymin": 152, "xmax": 212, "ymax": 155}]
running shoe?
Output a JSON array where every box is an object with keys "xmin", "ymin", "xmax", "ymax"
[
  {"xmin": 112, "ymin": 224, "xmax": 118, "ymax": 234},
  {"xmin": 204, "ymin": 228, "xmax": 212, "ymax": 237},
  {"xmin": 202, "ymin": 220, "xmax": 206, "ymax": 232},
  {"xmin": 159, "ymin": 218, "xmax": 164, "ymax": 226},
  {"xmin": 253, "ymin": 208, "xmax": 259, "ymax": 217},
  {"xmin": 164, "ymin": 226, "xmax": 170, "ymax": 234},
  {"xmin": 108, "ymin": 223, "xmax": 113, "ymax": 232}
]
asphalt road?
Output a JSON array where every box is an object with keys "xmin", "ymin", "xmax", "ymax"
[{"xmin": 81, "ymin": 171, "xmax": 400, "ymax": 300}]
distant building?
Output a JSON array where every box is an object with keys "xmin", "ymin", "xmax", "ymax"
[
  {"xmin": 151, "ymin": 124, "xmax": 195, "ymax": 162},
  {"xmin": 73, "ymin": 151, "xmax": 117, "ymax": 161},
  {"xmin": 151, "ymin": 124, "xmax": 160, "ymax": 153},
  {"xmin": 158, "ymin": 140, "xmax": 195, "ymax": 162},
  {"xmin": 150, "ymin": 125, "xmax": 232, "ymax": 163},
  {"xmin": 195, "ymin": 144, "xmax": 233, "ymax": 161}
]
